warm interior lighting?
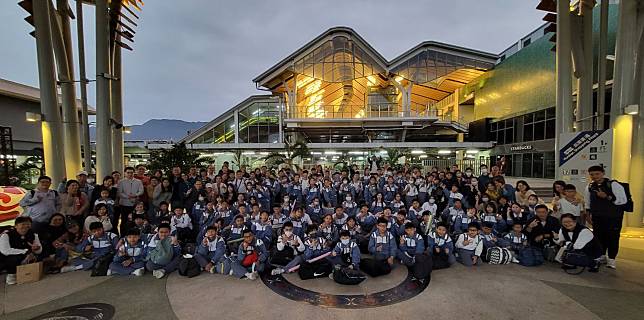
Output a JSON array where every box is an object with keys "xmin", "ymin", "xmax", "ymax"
[
  {"xmin": 438, "ymin": 149, "xmax": 451, "ymax": 154},
  {"xmin": 123, "ymin": 126, "xmax": 132, "ymax": 134},
  {"xmin": 466, "ymin": 149, "xmax": 479, "ymax": 154},
  {"xmin": 25, "ymin": 112, "xmax": 42, "ymax": 122},
  {"xmin": 624, "ymin": 104, "xmax": 639, "ymax": 115},
  {"xmin": 394, "ymin": 76, "xmax": 403, "ymax": 83},
  {"xmin": 411, "ymin": 150, "xmax": 425, "ymax": 154}
]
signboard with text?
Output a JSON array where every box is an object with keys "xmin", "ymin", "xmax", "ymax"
[{"xmin": 558, "ymin": 129, "xmax": 612, "ymax": 192}]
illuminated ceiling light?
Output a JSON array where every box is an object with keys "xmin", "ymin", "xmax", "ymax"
[
  {"xmin": 379, "ymin": 150, "xmax": 387, "ymax": 154},
  {"xmin": 466, "ymin": 149, "xmax": 479, "ymax": 154},
  {"xmin": 354, "ymin": 110, "xmax": 365, "ymax": 118},
  {"xmin": 438, "ymin": 150, "xmax": 451, "ymax": 154},
  {"xmin": 123, "ymin": 126, "xmax": 132, "ymax": 134},
  {"xmin": 241, "ymin": 151, "xmax": 255, "ymax": 155},
  {"xmin": 348, "ymin": 151, "xmax": 364, "ymax": 155},
  {"xmin": 410, "ymin": 150, "xmax": 425, "ymax": 154},
  {"xmin": 258, "ymin": 152, "xmax": 269, "ymax": 155},
  {"xmin": 394, "ymin": 76, "xmax": 403, "ymax": 83},
  {"xmin": 311, "ymin": 152, "xmax": 322, "ymax": 155},
  {"xmin": 419, "ymin": 155, "xmax": 428, "ymax": 159},
  {"xmin": 356, "ymin": 156, "xmax": 364, "ymax": 160},
  {"xmin": 367, "ymin": 75, "xmax": 377, "ymax": 86},
  {"xmin": 230, "ymin": 124, "xmax": 236, "ymax": 128},
  {"xmin": 25, "ymin": 112, "xmax": 42, "ymax": 122},
  {"xmin": 252, "ymin": 110, "xmax": 261, "ymax": 115},
  {"xmin": 325, "ymin": 150, "xmax": 340, "ymax": 155},
  {"xmin": 625, "ymin": 104, "xmax": 639, "ymax": 115}
]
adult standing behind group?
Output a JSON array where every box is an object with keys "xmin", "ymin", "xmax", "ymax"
[
  {"xmin": 585, "ymin": 165, "xmax": 627, "ymax": 269},
  {"xmin": 117, "ymin": 167, "xmax": 144, "ymax": 235},
  {"xmin": 18, "ymin": 176, "xmax": 61, "ymax": 233},
  {"xmin": 89, "ymin": 176, "xmax": 118, "ymax": 212},
  {"xmin": 60, "ymin": 180, "xmax": 90, "ymax": 224}
]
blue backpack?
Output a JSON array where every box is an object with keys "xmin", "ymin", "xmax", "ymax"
[{"xmin": 518, "ymin": 246, "xmax": 544, "ymax": 267}]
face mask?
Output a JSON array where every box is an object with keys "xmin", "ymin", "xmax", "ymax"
[
  {"xmin": 87, "ymin": 178, "xmax": 95, "ymax": 184},
  {"xmin": 481, "ymin": 169, "xmax": 488, "ymax": 175},
  {"xmin": 456, "ymin": 173, "xmax": 462, "ymax": 178},
  {"xmin": 528, "ymin": 201, "xmax": 537, "ymax": 206},
  {"xmin": 346, "ymin": 197, "xmax": 352, "ymax": 201},
  {"xmin": 284, "ymin": 231, "xmax": 293, "ymax": 237},
  {"xmin": 429, "ymin": 199, "xmax": 436, "ymax": 204},
  {"xmin": 482, "ymin": 197, "xmax": 489, "ymax": 202},
  {"xmin": 341, "ymin": 239, "xmax": 350, "ymax": 245},
  {"xmin": 198, "ymin": 196, "xmax": 205, "ymax": 201}
]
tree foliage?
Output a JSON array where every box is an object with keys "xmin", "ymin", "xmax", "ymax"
[
  {"xmin": 148, "ymin": 142, "xmax": 213, "ymax": 174},
  {"xmin": 263, "ymin": 140, "xmax": 311, "ymax": 171}
]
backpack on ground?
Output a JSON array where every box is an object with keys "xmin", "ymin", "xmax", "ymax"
[
  {"xmin": 333, "ymin": 266, "xmax": 366, "ymax": 285},
  {"xmin": 91, "ymin": 252, "xmax": 115, "ymax": 277},
  {"xmin": 361, "ymin": 258, "xmax": 391, "ymax": 277},
  {"xmin": 518, "ymin": 246, "xmax": 544, "ymax": 267},
  {"xmin": 298, "ymin": 259, "xmax": 333, "ymax": 280},
  {"xmin": 432, "ymin": 252, "xmax": 451, "ymax": 270},
  {"xmin": 485, "ymin": 247, "xmax": 512, "ymax": 265},
  {"xmin": 412, "ymin": 253, "xmax": 433, "ymax": 279},
  {"xmin": 542, "ymin": 240, "xmax": 559, "ymax": 262},
  {"xmin": 178, "ymin": 257, "xmax": 201, "ymax": 278}
]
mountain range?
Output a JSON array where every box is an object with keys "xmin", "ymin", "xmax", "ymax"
[{"xmin": 90, "ymin": 119, "xmax": 208, "ymax": 142}]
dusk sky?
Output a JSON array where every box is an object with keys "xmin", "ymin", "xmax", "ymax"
[{"xmin": 1, "ymin": 1, "xmax": 544, "ymax": 125}]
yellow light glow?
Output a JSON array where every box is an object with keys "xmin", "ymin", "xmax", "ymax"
[
  {"xmin": 296, "ymin": 75, "xmax": 315, "ymax": 89},
  {"xmin": 367, "ymin": 75, "xmax": 377, "ymax": 86},
  {"xmin": 304, "ymin": 80, "xmax": 322, "ymax": 95},
  {"xmin": 354, "ymin": 110, "xmax": 365, "ymax": 118},
  {"xmin": 394, "ymin": 76, "xmax": 403, "ymax": 83}
]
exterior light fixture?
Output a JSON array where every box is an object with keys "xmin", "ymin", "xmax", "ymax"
[
  {"xmin": 411, "ymin": 150, "xmax": 425, "ymax": 154},
  {"xmin": 466, "ymin": 149, "xmax": 479, "ymax": 154},
  {"xmin": 26, "ymin": 112, "xmax": 42, "ymax": 122},
  {"xmin": 123, "ymin": 126, "xmax": 132, "ymax": 134},
  {"xmin": 437, "ymin": 150, "xmax": 451, "ymax": 154},
  {"xmin": 624, "ymin": 104, "xmax": 639, "ymax": 115}
]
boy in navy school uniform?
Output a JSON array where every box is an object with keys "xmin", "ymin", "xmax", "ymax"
[
  {"xmin": 170, "ymin": 206, "xmax": 193, "ymax": 244},
  {"xmin": 479, "ymin": 222, "xmax": 502, "ymax": 251},
  {"xmin": 191, "ymin": 194, "xmax": 208, "ymax": 229},
  {"xmin": 368, "ymin": 217, "xmax": 397, "ymax": 266},
  {"xmin": 330, "ymin": 230, "xmax": 361, "ymax": 269},
  {"xmin": 251, "ymin": 211, "xmax": 273, "ymax": 248},
  {"xmin": 225, "ymin": 215, "xmax": 247, "ymax": 253},
  {"xmin": 333, "ymin": 206, "xmax": 349, "ymax": 230},
  {"xmin": 356, "ymin": 204, "xmax": 376, "ymax": 232},
  {"xmin": 306, "ymin": 197, "xmax": 323, "ymax": 224},
  {"xmin": 217, "ymin": 201, "xmax": 233, "ymax": 227},
  {"xmin": 453, "ymin": 207, "xmax": 479, "ymax": 235},
  {"xmin": 144, "ymin": 223, "xmax": 183, "ymax": 279},
  {"xmin": 195, "ymin": 225, "xmax": 226, "ymax": 273},
  {"xmin": 428, "ymin": 223, "xmax": 456, "ymax": 265},
  {"xmin": 391, "ymin": 209, "xmax": 410, "ymax": 239},
  {"xmin": 504, "ymin": 222, "xmax": 528, "ymax": 254},
  {"xmin": 150, "ymin": 201, "xmax": 171, "ymax": 227},
  {"xmin": 397, "ymin": 222, "xmax": 425, "ymax": 267},
  {"xmin": 236, "ymin": 229, "xmax": 269, "ymax": 279},
  {"xmin": 407, "ymin": 199, "xmax": 423, "ymax": 224},
  {"xmin": 272, "ymin": 221, "xmax": 305, "ymax": 266},
  {"xmin": 271, "ymin": 225, "xmax": 331, "ymax": 275},
  {"xmin": 62, "ymin": 222, "xmax": 118, "ymax": 272},
  {"xmin": 108, "ymin": 228, "xmax": 145, "ymax": 276},
  {"xmin": 455, "ymin": 222, "xmax": 484, "ymax": 266}
]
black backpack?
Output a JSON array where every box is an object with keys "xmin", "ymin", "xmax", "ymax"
[
  {"xmin": 298, "ymin": 259, "xmax": 333, "ymax": 280},
  {"xmin": 361, "ymin": 258, "xmax": 391, "ymax": 277},
  {"xmin": 91, "ymin": 252, "xmax": 115, "ymax": 277},
  {"xmin": 333, "ymin": 266, "xmax": 366, "ymax": 285},
  {"xmin": 432, "ymin": 251, "xmax": 451, "ymax": 270},
  {"xmin": 178, "ymin": 257, "xmax": 201, "ymax": 278},
  {"xmin": 612, "ymin": 180, "xmax": 634, "ymax": 212},
  {"xmin": 412, "ymin": 253, "xmax": 433, "ymax": 279}
]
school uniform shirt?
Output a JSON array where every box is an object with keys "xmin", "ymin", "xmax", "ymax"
[
  {"xmin": 79, "ymin": 232, "xmax": 118, "ymax": 256},
  {"xmin": 276, "ymin": 234, "xmax": 305, "ymax": 253},
  {"xmin": 114, "ymin": 239, "xmax": 145, "ymax": 263},
  {"xmin": 237, "ymin": 239, "xmax": 268, "ymax": 263},
  {"xmin": 318, "ymin": 224, "xmax": 338, "ymax": 242},
  {"xmin": 333, "ymin": 240, "xmax": 361, "ymax": 267},
  {"xmin": 400, "ymin": 233, "xmax": 425, "ymax": 256},
  {"xmin": 170, "ymin": 214, "xmax": 192, "ymax": 233},
  {"xmin": 333, "ymin": 213, "xmax": 348, "ymax": 227},
  {"xmin": 341, "ymin": 224, "xmax": 362, "ymax": 238},
  {"xmin": 428, "ymin": 232, "xmax": 453, "ymax": 251},
  {"xmin": 251, "ymin": 221, "xmax": 273, "ymax": 242},
  {"xmin": 229, "ymin": 224, "xmax": 246, "ymax": 241},
  {"xmin": 304, "ymin": 237, "xmax": 330, "ymax": 260},
  {"xmin": 556, "ymin": 227, "xmax": 594, "ymax": 250},
  {"xmin": 421, "ymin": 202, "xmax": 438, "ymax": 216},
  {"xmin": 455, "ymin": 233, "xmax": 483, "ymax": 256},
  {"xmin": 197, "ymin": 235, "xmax": 226, "ymax": 263},
  {"xmin": 368, "ymin": 231, "xmax": 397, "ymax": 259},
  {"xmin": 504, "ymin": 232, "xmax": 527, "ymax": 245},
  {"xmin": 404, "ymin": 184, "xmax": 419, "ymax": 197}
]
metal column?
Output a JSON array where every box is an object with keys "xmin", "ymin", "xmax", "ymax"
[
  {"xmin": 76, "ymin": 0, "xmax": 93, "ymax": 173},
  {"xmin": 596, "ymin": 0, "xmax": 609, "ymax": 129},
  {"xmin": 33, "ymin": 0, "xmax": 66, "ymax": 185},
  {"xmin": 555, "ymin": 0, "xmax": 574, "ymax": 179},
  {"xmin": 95, "ymin": 0, "xmax": 113, "ymax": 179},
  {"xmin": 52, "ymin": 0, "xmax": 82, "ymax": 178},
  {"xmin": 576, "ymin": 0, "xmax": 595, "ymax": 131},
  {"xmin": 112, "ymin": 43, "xmax": 124, "ymax": 171}
]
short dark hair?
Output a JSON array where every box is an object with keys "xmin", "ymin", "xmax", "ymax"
[
  {"xmin": 564, "ymin": 184, "xmax": 576, "ymax": 191},
  {"xmin": 126, "ymin": 228, "xmax": 141, "ymax": 236},
  {"xmin": 37, "ymin": 175, "xmax": 51, "ymax": 182},
  {"xmin": 467, "ymin": 222, "xmax": 480, "ymax": 230},
  {"xmin": 14, "ymin": 216, "xmax": 32, "ymax": 225},
  {"xmin": 560, "ymin": 213, "xmax": 576, "ymax": 222},
  {"xmin": 535, "ymin": 204, "xmax": 549, "ymax": 212},
  {"xmin": 157, "ymin": 223, "xmax": 171, "ymax": 231},
  {"xmin": 339, "ymin": 230, "xmax": 350, "ymax": 238},
  {"xmin": 89, "ymin": 221, "xmax": 104, "ymax": 231},
  {"xmin": 588, "ymin": 165, "xmax": 605, "ymax": 173},
  {"xmin": 404, "ymin": 222, "xmax": 415, "ymax": 230},
  {"xmin": 377, "ymin": 217, "xmax": 388, "ymax": 225},
  {"xmin": 283, "ymin": 221, "xmax": 294, "ymax": 229},
  {"xmin": 124, "ymin": 166, "xmax": 135, "ymax": 172}
]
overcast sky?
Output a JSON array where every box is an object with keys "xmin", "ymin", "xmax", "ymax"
[{"xmin": 1, "ymin": 0, "xmax": 544, "ymax": 125}]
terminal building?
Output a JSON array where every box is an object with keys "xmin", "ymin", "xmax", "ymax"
[{"xmin": 163, "ymin": 5, "xmax": 619, "ymax": 179}]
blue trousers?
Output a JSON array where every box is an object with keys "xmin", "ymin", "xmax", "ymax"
[
  {"xmin": 457, "ymin": 248, "xmax": 479, "ymax": 266},
  {"xmin": 213, "ymin": 256, "xmax": 248, "ymax": 278},
  {"xmin": 145, "ymin": 256, "xmax": 181, "ymax": 273},
  {"xmin": 396, "ymin": 251, "xmax": 418, "ymax": 266},
  {"xmin": 108, "ymin": 261, "xmax": 145, "ymax": 275}
]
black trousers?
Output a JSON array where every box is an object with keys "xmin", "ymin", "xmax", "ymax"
[
  {"xmin": 592, "ymin": 212, "xmax": 624, "ymax": 259},
  {"xmin": 0, "ymin": 254, "xmax": 26, "ymax": 274},
  {"xmin": 116, "ymin": 205, "xmax": 134, "ymax": 236}
]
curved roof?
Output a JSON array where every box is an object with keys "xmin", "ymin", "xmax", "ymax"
[{"xmin": 253, "ymin": 26, "xmax": 498, "ymax": 89}]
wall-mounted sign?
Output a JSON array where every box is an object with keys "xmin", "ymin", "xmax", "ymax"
[
  {"xmin": 558, "ymin": 129, "xmax": 612, "ymax": 192},
  {"xmin": 510, "ymin": 144, "xmax": 533, "ymax": 151}
]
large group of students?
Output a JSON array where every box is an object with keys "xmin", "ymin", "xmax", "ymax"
[{"xmin": 1, "ymin": 157, "xmax": 629, "ymax": 285}]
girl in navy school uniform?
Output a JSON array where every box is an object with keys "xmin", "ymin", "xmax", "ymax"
[
  {"xmin": 342, "ymin": 194, "xmax": 358, "ymax": 217},
  {"xmin": 330, "ymin": 230, "xmax": 361, "ymax": 270},
  {"xmin": 480, "ymin": 202, "xmax": 507, "ymax": 234},
  {"xmin": 370, "ymin": 192, "xmax": 386, "ymax": 215},
  {"xmin": 251, "ymin": 211, "xmax": 273, "ymax": 248},
  {"xmin": 318, "ymin": 213, "xmax": 339, "ymax": 244}
]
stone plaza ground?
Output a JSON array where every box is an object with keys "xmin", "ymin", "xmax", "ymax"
[{"xmin": 1, "ymin": 238, "xmax": 643, "ymax": 320}]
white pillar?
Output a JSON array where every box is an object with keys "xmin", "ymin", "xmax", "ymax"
[
  {"xmin": 576, "ymin": 0, "xmax": 594, "ymax": 131},
  {"xmin": 555, "ymin": 0, "xmax": 574, "ymax": 179},
  {"xmin": 76, "ymin": 0, "xmax": 93, "ymax": 173},
  {"xmin": 112, "ymin": 43, "xmax": 124, "ymax": 172},
  {"xmin": 95, "ymin": 0, "xmax": 113, "ymax": 179},
  {"xmin": 33, "ymin": 0, "xmax": 66, "ymax": 185}
]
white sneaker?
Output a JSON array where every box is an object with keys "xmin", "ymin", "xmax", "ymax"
[
  {"xmin": 511, "ymin": 257, "xmax": 520, "ymax": 264},
  {"xmin": 106, "ymin": 269, "xmax": 113, "ymax": 276},
  {"xmin": 5, "ymin": 274, "xmax": 16, "ymax": 285},
  {"xmin": 60, "ymin": 265, "xmax": 77, "ymax": 273},
  {"xmin": 599, "ymin": 255, "xmax": 607, "ymax": 264},
  {"xmin": 606, "ymin": 259, "xmax": 616, "ymax": 269},
  {"xmin": 153, "ymin": 269, "xmax": 166, "ymax": 279},
  {"xmin": 245, "ymin": 272, "xmax": 257, "ymax": 280},
  {"xmin": 209, "ymin": 265, "xmax": 216, "ymax": 274},
  {"xmin": 328, "ymin": 272, "xmax": 334, "ymax": 280},
  {"xmin": 132, "ymin": 268, "xmax": 144, "ymax": 276},
  {"xmin": 271, "ymin": 268, "xmax": 284, "ymax": 276}
]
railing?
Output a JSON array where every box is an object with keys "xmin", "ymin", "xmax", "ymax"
[
  {"xmin": 422, "ymin": 158, "xmax": 492, "ymax": 175},
  {"xmin": 286, "ymin": 104, "xmax": 440, "ymax": 119}
]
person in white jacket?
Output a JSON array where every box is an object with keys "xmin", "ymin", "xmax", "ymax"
[
  {"xmin": 0, "ymin": 217, "xmax": 43, "ymax": 285},
  {"xmin": 455, "ymin": 222, "xmax": 484, "ymax": 266}
]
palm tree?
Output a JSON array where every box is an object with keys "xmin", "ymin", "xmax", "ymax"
[
  {"xmin": 263, "ymin": 140, "xmax": 311, "ymax": 170},
  {"xmin": 383, "ymin": 148, "xmax": 410, "ymax": 168}
]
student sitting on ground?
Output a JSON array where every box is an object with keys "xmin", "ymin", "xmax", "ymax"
[
  {"xmin": 453, "ymin": 207, "xmax": 479, "ymax": 235},
  {"xmin": 170, "ymin": 206, "xmax": 193, "ymax": 244},
  {"xmin": 226, "ymin": 215, "xmax": 247, "ymax": 253},
  {"xmin": 236, "ymin": 229, "xmax": 269, "ymax": 279},
  {"xmin": 330, "ymin": 230, "xmax": 361, "ymax": 270},
  {"xmin": 108, "ymin": 228, "xmax": 145, "ymax": 276},
  {"xmin": 397, "ymin": 222, "xmax": 425, "ymax": 267},
  {"xmin": 144, "ymin": 223, "xmax": 182, "ymax": 279},
  {"xmin": 0, "ymin": 217, "xmax": 42, "ymax": 285},
  {"xmin": 272, "ymin": 225, "xmax": 332, "ymax": 275},
  {"xmin": 272, "ymin": 221, "xmax": 305, "ymax": 266},
  {"xmin": 195, "ymin": 226, "xmax": 226, "ymax": 273},
  {"xmin": 504, "ymin": 222, "xmax": 528, "ymax": 253},
  {"xmin": 364, "ymin": 217, "xmax": 397, "ymax": 277},
  {"xmin": 62, "ymin": 222, "xmax": 118, "ymax": 273},
  {"xmin": 428, "ymin": 223, "xmax": 456, "ymax": 266},
  {"xmin": 479, "ymin": 222, "xmax": 502, "ymax": 251},
  {"xmin": 318, "ymin": 213, "xmax": 339, "ymax": 244},
  {"xmin": 251, "ymin": 211, "xmax": 273, "ymax": 248},
  {"xmin": 554, "ymin": 213, "xmax": 601, "ymax": 272},
  {"xmin": 455, "ymin": 222, "xmax": 484, "ymax": 266}
]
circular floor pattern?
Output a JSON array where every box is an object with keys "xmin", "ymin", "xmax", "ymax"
[
  {"xmin": 261, "ymin": 266, "xmax": 430, "ymax": 309},
  {"xmin": 29, "ymin": 303, "xmax": 115, "ymax": 320}
]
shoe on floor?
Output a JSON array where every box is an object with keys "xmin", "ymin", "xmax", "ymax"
[
  {"xmin": 245, "ymin": 272, "xmax": 257, "ymax": 280},
  {"xmin": 606, "ymin": 259, "xmax": 616, "ymax": 269},
  {"xmin": 60, "ymin": 265, "xmax": 77, "ymax": 273},
  {"xmin": 271, "ymin": 268, "xmax": 284, "ymax": 276},
  {"xmin": 106, "ymin": 269, "xmax": 113, "ymax": 276},
  {"xmin": 5, "ymin": 274, "xmax": 16, "ymax": 285},
  {"xmin": 132, "ymin": 268, "xmax": 144, "ymax": 276},
  {"xmin": 599, "ymin": 255, "xmax": 607, "ymax": 264},
  {"xmin": 209, "ymin": 265, "xmax": 216, "ymax": 274},
  {"xmin": 588, "ymin": 266, "xmax": 599, "ymax": 273},
  {"xmin": 153, "ymin": 269, "xmax": 166, "ymax": 279}
]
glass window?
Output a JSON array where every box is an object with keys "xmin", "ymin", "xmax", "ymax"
[
  {"xmin": 522, "ymin": 153, "xmax": 533, "ymax": 177},
  {"xmin": 512, "ymin": 154, "xmax": 522, "ymax": 176},
  {"xmin": 505, "ymin": 127, "xmax": 514, "ymax": 144},
  {"xmin": 546, "ymin": 107, "xmax": 556, "ymax": 119},
  {"xmin": 545, "ymin": 119, "xmax": 556, "ymax": 139},
  {"xmin": 523, "ymin": 38, "xmax": 531, "ymax": 47},
  {"xmin": 524, "ymin": 123, "xmax": 533, "ymax": 141},
  {"xmin": 524, "ymin": 113, "xmax": 534, "ymax": 124},
  {"xmin": 533, "ymin": 153, "xmax": 544, "ymax": 178},
  {"xmin": 533, "ymin": 121, "xmax": 545, "ymax": 140},
  {"xmin": 497, "ymin": 129, "xmax": 505, "ymax": 144},
  {"xmin": 490, "ymin": 122, "xmax": 497, "ymax": 132},
  {"xmin": 535, "ymin": 109, "xmax": 546, "ymax": 122},
  {"xmin": 544, "ymin": 152, "xmax": 555, "ymax": 178}
]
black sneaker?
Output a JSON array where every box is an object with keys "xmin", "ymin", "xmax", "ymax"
[
  {"xmin": 561, "ymin": 265, "xmax": 577, "ymax": 270},
  {"xmin": 588, "ymin": 266, "xmax": 599, "ymax": 273}
]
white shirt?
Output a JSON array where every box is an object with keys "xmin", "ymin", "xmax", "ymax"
[
  {"xmin": 556, "ymin": 228, "xmax": 594, "ymax": 250},
  {"xmin": 455, "ymin": 234, "xmax": 483, "ymax": 256},
  {"xmin": 558, "ymin": 198, "xmax": 584, "ymax": 217}
]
